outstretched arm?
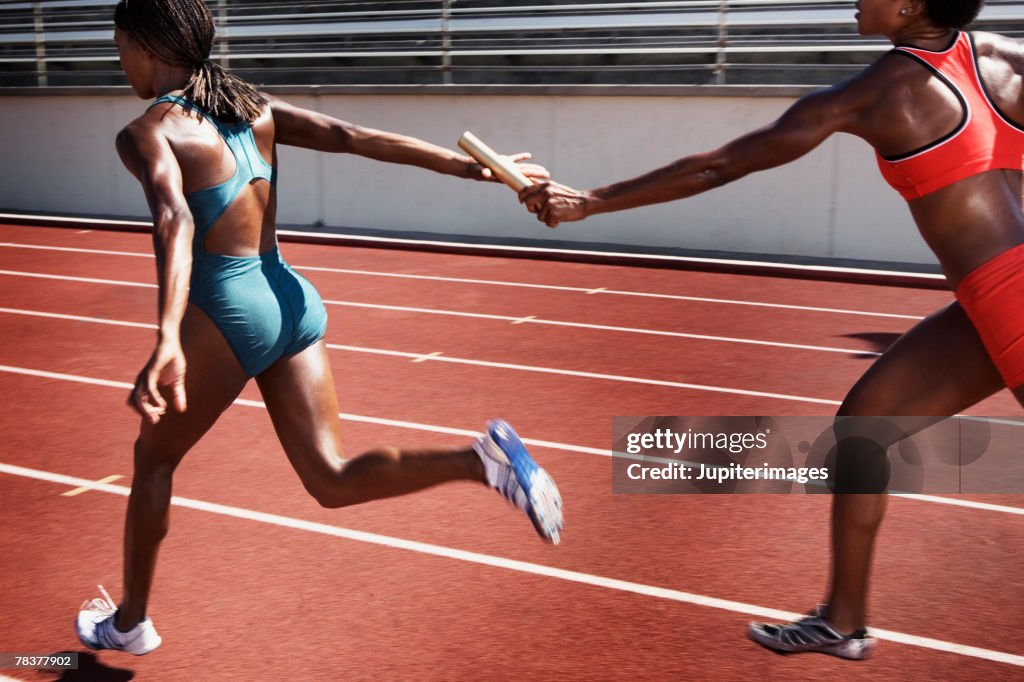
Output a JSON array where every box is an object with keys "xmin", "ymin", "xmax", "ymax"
[
  {"xmin": 116, "ymin": 123, "xmax": 191, "ymax": 423},
  {"xmin": 519, "ymin": 87, "xmax": 861, "ymax": 227},
  {"xmin": 267, "ymin": 94, "xmax": 548, "ymax": 183}
]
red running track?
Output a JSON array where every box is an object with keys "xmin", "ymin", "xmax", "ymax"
[{"xmin": 0, "ymin": 222, "xmax": 1022, "ymax": 681}]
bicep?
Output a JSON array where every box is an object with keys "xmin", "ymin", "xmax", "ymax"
[{"xmin": 715, "ymin": 88, "xmax": 853, "ymax": 180}]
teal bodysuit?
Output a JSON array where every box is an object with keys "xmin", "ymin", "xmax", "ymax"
[{"xmin": 150, "ymin": 95, "xmax": 327, "ymax": 377}]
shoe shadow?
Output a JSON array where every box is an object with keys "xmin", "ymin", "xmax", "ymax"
[
  {"xmin": 840, "ymin": 332, "xmax": 902, "ymax": 359},
  {"xmin": 48, "ymin": 651, "xmax": 135, "ymax": 681}
]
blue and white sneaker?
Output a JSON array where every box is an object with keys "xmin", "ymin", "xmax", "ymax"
[
  {"xmin": 473, "ymin": 419, "xmax": 563, "ymax": 544},
  {"xmin": 75, "ymin": 585, "xmax": 161, "ymax": 655}
]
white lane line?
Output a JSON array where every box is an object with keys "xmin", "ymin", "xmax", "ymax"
[
  {"xmin": 0, "ymin": 306, "xmax": 840, "ymax": 406},
  {"xmin": 0, "ymin": 213, "xmax": 946, "ymax": 284},
  {"xmin": 895, "ymin": 494, "xmax": 1024, "ymax": 515},
  {"xmin": 0, "ymin": 268, "xmax": 883, "ymax": 356},
  {"xmin": 0, "ymin": 242, "xmax": 151, "ymax": 258},
  {"xmin": 0, "ymin": 241, "xmax": 927, "ymax": 320},
  {"xmin": 325, "ymin": 300, "xmax": 880, "ymax": 357},
  {"xmin": 0, "ymin": 307, "xmax": 156, "ymax": 329},
  {"xmin": 280, "ymin": 266, "xmax": 928, "ymax": 320},
  {"xmin": 0, "ymin": 269, "xmax": 155, "ymax": 288},
  {"xmin": 326, "ymin": 343, "xmax": 840, "ymax": 406},
  {"xmin": 0, "ymin": 364, "xmax": 608, "ymax": 458},
  {"xmin": 0, "ymin": 363, "xmax": 1022, "ymax": 517},
  {"xmin": 1, "ymin": 460, "xmax": 1021, "ymax": 668}
]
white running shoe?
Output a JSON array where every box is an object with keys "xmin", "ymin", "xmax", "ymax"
[
  {"xmin": 474, "ymin": 419, "xmax": 564, "ymax": 544},
  {"xmin": 75, "ymin": 585, "xmax": 161, "ymax": 655},
  {"xmin": 747, "ymin": 606, "xmax": 875, "ymax": 660}
]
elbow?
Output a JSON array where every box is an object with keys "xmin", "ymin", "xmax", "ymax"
[
  {"xmin": 698, "ymin": 165, "xmax": 736, "ymax": 192},
  {"xmin": 699, "ymin": 167, "xmax": 727, "ymax": 190},
  {"xmin": 331, "ymin": 122, "xmax": 361, "ymax": 154},
  {"xmin": 152, "ymin": 206, "xmax": 193, "ymax": 245},
  {"xmin": 698, "ymin": 154, "xmax": 749, "ymax": 191}
]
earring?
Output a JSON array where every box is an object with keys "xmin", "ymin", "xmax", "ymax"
[{"xmin": 900, "ymin": 7, "xmax": 911, "ymax": 14}]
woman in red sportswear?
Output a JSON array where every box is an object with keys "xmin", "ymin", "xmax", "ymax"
[{"xmin": 521, "ymin": 0, "xmax": 1020, "ymax": 660}]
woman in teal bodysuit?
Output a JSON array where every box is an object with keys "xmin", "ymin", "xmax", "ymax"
[{"xmin": 74, "ymin": 0, "xmax": 563, "ymax": 654}]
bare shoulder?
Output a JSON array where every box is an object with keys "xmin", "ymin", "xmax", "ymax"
[
  {"xmin": 796, "ymin": 52, "xmax": 916, "ymax": 130},
  {"xmin": 117, "ymin": 102, "xmax": 190, "ymax": 152},
  {"xmin": 251, "ymin": 93, "xmax": 276, "ymax": 126},
  {"xmin": 261, "ymin": 91, "xmax": 308, "ymax": 132},
  {"xmin": 248, "ymin": 94, "xmax": 276, "ymax": 148},
  {"xmin": 261, "ymin": 91, "xmax": 295, "ymax": 117},
  {"xmin": 841, "ymin": 50, "xmax": 924, "ymax": 97},
  {"xmin": 971, "ymin": 31, "xmax": 1024, "ymax": 120},
  {"xmin": 114, "ymin": 110, "xmax": 183, "ymax": 182},
  {"xmin": 116, "ymin": 115, "xmax": 163, "ymax": 162},
  {"xmin": 972, "ymin": 30, "xmax": 1024, "ymax": 61}
]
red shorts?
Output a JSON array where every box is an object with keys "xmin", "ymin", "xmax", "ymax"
[{"xmin": 956, "ymin": 243, "xmax": 1024, "ymax": 390}]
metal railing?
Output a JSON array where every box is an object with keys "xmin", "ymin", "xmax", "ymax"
[{"xmin": 2, "ymin": 1, "xmax": 1024, "ymax": 88}]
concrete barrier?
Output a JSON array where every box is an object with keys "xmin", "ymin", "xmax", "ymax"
[{"xmin": 0, "ymin": 87, "xmax": 932, "ymax": 268}]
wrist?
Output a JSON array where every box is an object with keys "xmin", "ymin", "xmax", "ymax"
[{"xmin": 156, "ymin": 328, "xmax": 181, "ymax": 346}]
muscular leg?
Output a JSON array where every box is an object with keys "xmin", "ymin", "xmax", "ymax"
[
  {"xmin": 826, "ymin": 302, "xmax": 1006, "ymax": 634},
  {"xmin": 116, "ymin": 305, "xmax": 248, "ymax": 630},
  {"xmin": 256, "ymin": 340, "xmax": 484, "ymax": 508}
]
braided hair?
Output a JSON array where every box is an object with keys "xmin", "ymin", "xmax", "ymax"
[{"xmin": 114, "ymin": 0, "xmax": 264, "ymax": 124}]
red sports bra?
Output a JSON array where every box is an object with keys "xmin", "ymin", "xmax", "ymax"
[{"xmin": 875, "ymin": 31, "xmax": 1024, "ymax": 200}]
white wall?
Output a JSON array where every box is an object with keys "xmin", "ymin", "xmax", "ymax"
[{"xmin": 0, "ymin": 91, "xmax": 931, "ymax": 266}]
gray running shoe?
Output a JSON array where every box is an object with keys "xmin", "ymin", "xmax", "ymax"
[{"xmin": 747, "ymin": 607, "xmax": 876, "ymax": 660}]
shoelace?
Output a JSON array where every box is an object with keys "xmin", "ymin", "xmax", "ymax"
[
  {"xmin": 80, "ymin": 584, "xmax": 116, "ymax": 616},
  {"xmin": 81, "ymin": 585, "xmax": 136, "ymax": 650}
]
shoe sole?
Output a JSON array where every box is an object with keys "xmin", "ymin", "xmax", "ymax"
[{"xmin": 488, "ymin": 420, "xmax": 563, "ymax": 544}]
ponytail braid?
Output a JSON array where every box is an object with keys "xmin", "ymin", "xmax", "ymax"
[{"xmin": 114, "ymin": 0, "xmax": 264, "ymax": 124}]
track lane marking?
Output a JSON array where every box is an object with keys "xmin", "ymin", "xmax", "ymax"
[
  {"xmin": 1, "ymin": 461, "xmax": 1021, "ymax": 668},
  {"xmin": 0, "ymin": 306, "xmax": 841, "ymax": 405},
  {"xmin": 0, "ymin": 269, "xmax": 883, "ymax": 356},
  {"xmin": 0, "ymin": 241, "xmax": 927, "ymax": 320},
  {"xmin": 324, "ymin": 299, "xmax": 881, "ymax": 357},
  {"xmin": 0, "ymin": 363, "xmax": 1022, "ymax": 516},
  {"xmin": 0, "ymin": 364, "xmax": 606, "ymax": 457},
  {"xmin": 0, "ymin": 269, "xmax": 155, "ymax": 288},
  {"xmin": 325, "ymin": 343, "xmax": 841, "ymax": 405},
  {"xmin": 61, "ymin": 474, "xmax": 123, "ymax": 497},
  {"xmin": 411, "ymin": 351, "xmax": 443, "ymax": 363},
  {"xmin": 0, "ymin": 307, "xmax": 155, "ymax": 329}
]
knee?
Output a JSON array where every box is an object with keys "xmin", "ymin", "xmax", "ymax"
[
  {"xmin": 836, "ymin": 388, "xmax": 875, "ymax": 420},
  {"xmin": 301, "ymin": 448, "xmax": 400, "ymax": 509},
  {"xmin": 132, "ymin": 438, "xmax": 183, "ymax": 478},
  {"xmin": 830, "ymin": 434, "xmax": 891, "ymax": 494},
  {"xmin": 307, "ymin": 484, "xmax": 346, "ymax": 509},
  {"xmin": 300, "ymin": 457, "xmax": 354, "ymax": 509},
  {"xmin": 830, "ymin": 403, "xmax": 897, "ymax": 494}
]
